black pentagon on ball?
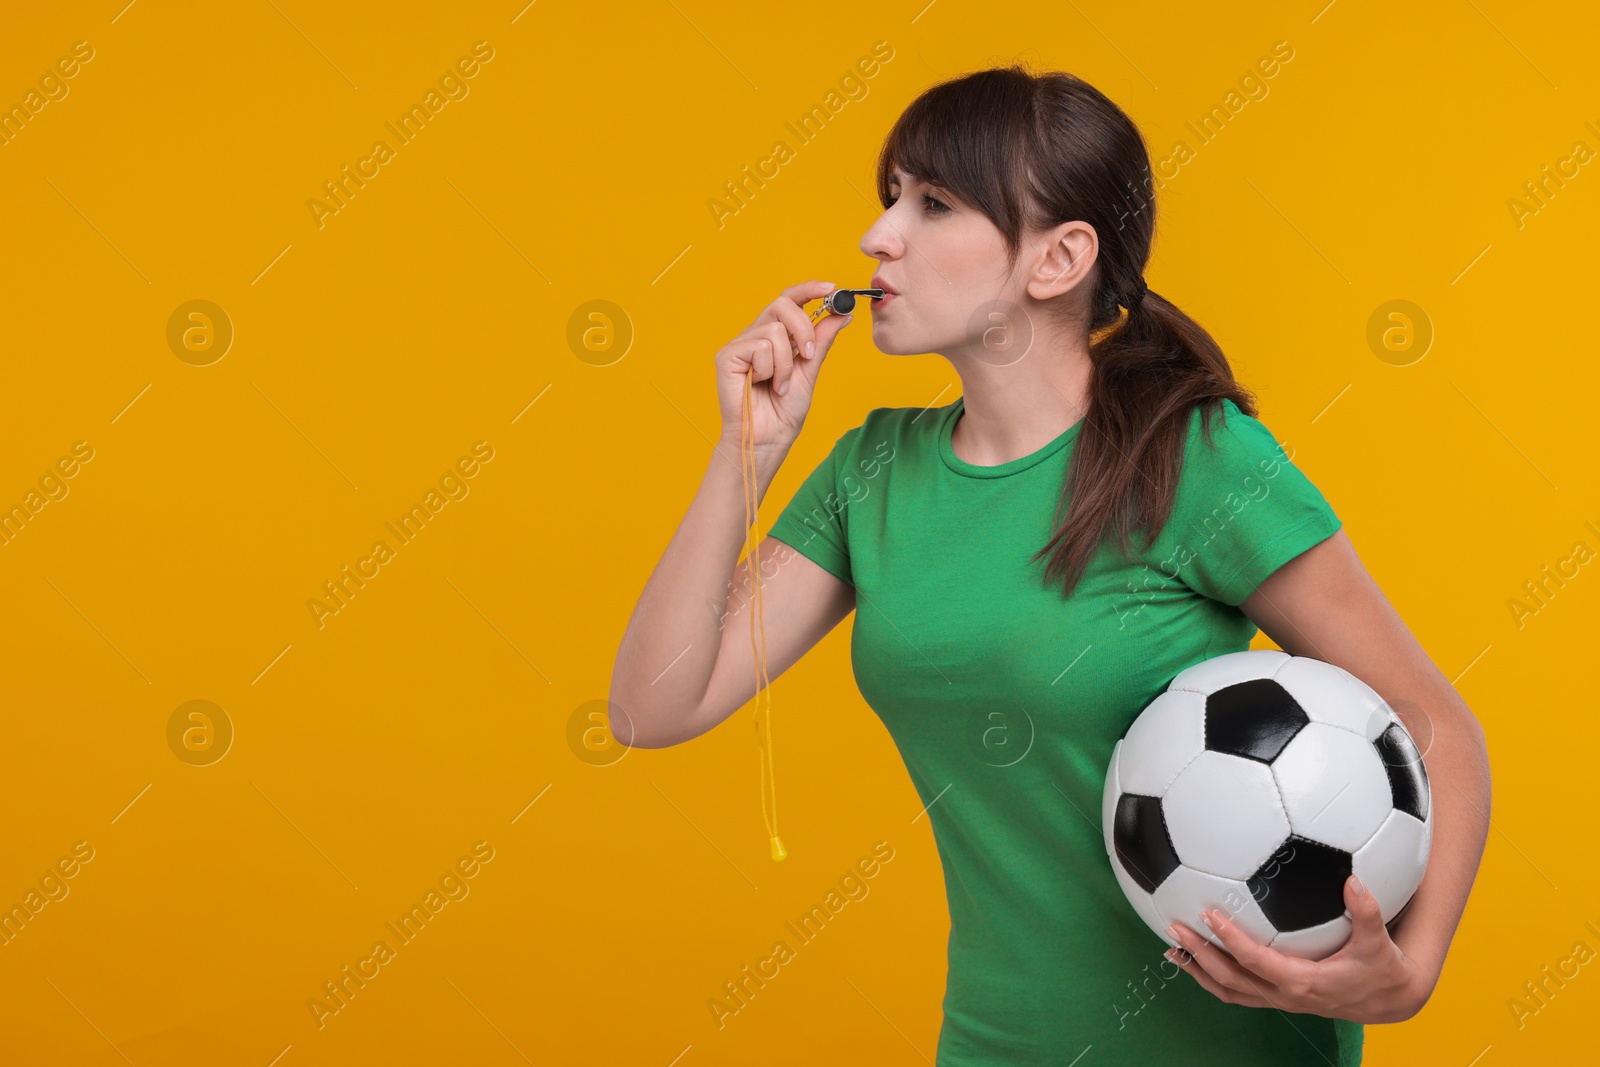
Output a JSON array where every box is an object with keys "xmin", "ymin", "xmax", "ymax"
[
  {"xmin": 1247, "ymin": 835, "xmax": 1353, "ymax": 932},
  {"xmin": 1113, "ymin": 793, "xmax": 1181, "ymax": 894},
  {"xmin": 1203, "ymin": 678, "xmax": 1310, "ymax": 763},
  {"xmin": 1374, "ymin": 722, "xmax": 1430, "ymax": 821}
]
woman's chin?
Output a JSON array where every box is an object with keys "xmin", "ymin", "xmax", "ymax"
[{"xmin": 868, "ymin": 323, "xmax": 917, "ymax": 356}]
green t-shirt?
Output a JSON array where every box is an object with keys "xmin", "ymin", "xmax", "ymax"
[{"xmin": 767, "ymin": 395, "xmax": 1358, "ymax": 1066}]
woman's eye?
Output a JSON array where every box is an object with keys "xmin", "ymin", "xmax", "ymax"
[{"xmin": 883, "ymin": 191, "xmax": 950, "ymax": 214}]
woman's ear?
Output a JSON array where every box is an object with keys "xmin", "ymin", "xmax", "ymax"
[{"xmin": 1029, "ymin": 220, "xmax": 1098, "ymax": 302}]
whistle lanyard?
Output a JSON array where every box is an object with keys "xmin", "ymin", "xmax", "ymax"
[
  {"xmin": 742, "ymin": 366, "xmax": 786, "ymax": 862},
  {"xmin": 738, "ymin": 287, "xmax": 882, "ymax": 863}
]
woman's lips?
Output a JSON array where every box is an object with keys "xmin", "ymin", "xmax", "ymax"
[{"xmin": 873, "ymin": 291, "xmax": 898, "ymax": 308}]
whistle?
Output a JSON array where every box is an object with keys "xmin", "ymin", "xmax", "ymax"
[{"xmin": 811, "ymin": 288, "xmax": 884, "ymax": 321}]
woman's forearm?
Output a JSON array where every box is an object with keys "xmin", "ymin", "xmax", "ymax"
[
  {"xmin": 609, "ymin": 436, "xmax": 790, "ymax": 747},
  {"xmin": 1389, "ymin": 688, "xmax": 1492, "ymax": 1000}
]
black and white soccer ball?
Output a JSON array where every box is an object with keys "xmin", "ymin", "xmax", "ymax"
[{"xmin": 1101, "ymin": 649, "xmax": 1431, "ymax": 960}]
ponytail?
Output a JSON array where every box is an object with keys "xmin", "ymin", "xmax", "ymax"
[{"xmin": 1035, "ymin": 283, "xmax": 1255, "ymax": 598}]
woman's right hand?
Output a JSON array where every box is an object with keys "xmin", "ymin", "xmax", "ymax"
[{"xmin": 715, "ymin": 280, "xmax": 858, "ymax": 452}]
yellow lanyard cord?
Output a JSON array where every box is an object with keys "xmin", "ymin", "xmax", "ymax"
[{"xmin": 743, "ymin": 366, "xmax": 786, "ymax": 862}]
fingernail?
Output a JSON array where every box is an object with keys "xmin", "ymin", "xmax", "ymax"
[
  {"xmin": 1199, "ymin": 911, "xmax": 1214, "ymax": 929},
  {"xmin": 778, "ymin": 379, "xmax": 789, "ymax": 396},
  {"xmin": 844, "ymin": 314, "xmax": 854, "ymax": 323},
  {"xmin": 824, "ymin": 282, "xmax": 837, "ymax": 291},
  {"xmin": 1164, "ymin": 949, "xmax": 1177, "ymax": 963},
  {"xmin": 1352, "ymin": 876, "xmax": 1366, "ymax": 897},
  {"xmin": 806, "ymin": 341, "xmax": 815, "ymax": 358},
  {"xmin": 1165, "ymin": 925, "xmax": 1180, "ymax": 942}
]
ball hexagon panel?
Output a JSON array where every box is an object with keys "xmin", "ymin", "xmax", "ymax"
[
  {"xmin": 1115, "ymin": 688, "xmax": 1206, "ymax": 797},
  {"xmin": 1149, "ymin": 865, "xmax": 1278, "ymax": 952},
  {"xmin": 1375, "ymin": 722, "xmax": 1431, "ymax": 822},
  {"xmin": 1353, "ymin": 809, "xmax": 1432, "ymax": 924},
  {"xmin": 1204, "ymin": 678, "xmax": 1309, "ymax": 763},
  {"xmin": 1273, "ymin": 655, "xmax": 1392, "ymax": 741},
  {"xmin": 1270, "ymin": 913, "xmax": 1354, "ymax": 960},
  {"xmin": 1272, "ymin": 722, "xmax": 1394, "ymax": 852},
  {"xmin": 1247, "ymin": 835, "xmax": 1352, "ymax": 932},
  {"xmin": 1168, "ymin": 648, "xmax": 1288, "ymax": 695},
  {"xmin": 1113, "ymin": 793, "xmax": 1181, "ymax": 894},
  {"xmin": 1162, "ymin": 751, "xmax": 1289, "ymax": 880}
]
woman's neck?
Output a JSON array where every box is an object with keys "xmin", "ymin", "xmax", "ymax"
[{"xmin": 946, "ymin": 349, "xmax": 1093, "ymax": 467}]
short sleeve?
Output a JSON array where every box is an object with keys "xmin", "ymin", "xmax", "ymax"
[
  {"xmin": 765, "ymin": 425, "xmax": 861, "ymax": 586},
  {"xmin": 1168, "ymin": 401, "xmax": 1342, "ymax": 607}
]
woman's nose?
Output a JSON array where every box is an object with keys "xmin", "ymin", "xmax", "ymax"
[{"xmin": 859, "ymin": 211, "xmax": 903, "ymax": 261}]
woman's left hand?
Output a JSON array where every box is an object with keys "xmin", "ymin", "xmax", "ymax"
[{"xmin": 1165, "ymin": 874, "xmax": 1435, "ymax": 1024}]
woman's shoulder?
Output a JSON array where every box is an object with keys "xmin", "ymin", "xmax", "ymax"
[
  {"xmin": 1184, "ymin": 396, "xmax": 1281, "ymax": 452},
  {"xmin": 1166, "ymin": 395, "xmax": 1342, "ymax": 605},
  {"xmin": 1177, "ymin": 396, "xmax": 1299, "ymax": 491}
]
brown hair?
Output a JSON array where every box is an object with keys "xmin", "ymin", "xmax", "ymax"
[{"xmin": 875, "ymin": 63, "xmax": 1258, "ymax": 598}]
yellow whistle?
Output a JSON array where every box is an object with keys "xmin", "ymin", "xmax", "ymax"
[{"xmin": 769, "ymin": 835, "xmax": 788, "ymax": 862}]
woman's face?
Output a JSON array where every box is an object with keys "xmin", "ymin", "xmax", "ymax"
[{"xmin": 859, "ymin": 167, "xmax": 1028, "ymax": 358}]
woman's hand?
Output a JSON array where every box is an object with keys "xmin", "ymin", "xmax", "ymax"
[
  {"xmin": 1164, "ymin": 874, "xmax": 1436, "ymax": 1024},
  {"xmin": 715, "ymin": 280, "xmax": 857, "ymax": 451}
]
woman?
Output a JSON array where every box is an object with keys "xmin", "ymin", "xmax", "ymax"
[{"xmin": 610, "ymin": 65, "xmax": 1490, "ymax": 1065}]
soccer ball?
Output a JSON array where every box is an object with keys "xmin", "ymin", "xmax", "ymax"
[{"xmin": 1101, "ymin": 649, "xmax": 1432, "ymax": 960}]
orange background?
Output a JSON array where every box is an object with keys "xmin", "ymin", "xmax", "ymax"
[{"xmin": 1, "ymin": 1, "xmax": 1596, "ymax": 1064}]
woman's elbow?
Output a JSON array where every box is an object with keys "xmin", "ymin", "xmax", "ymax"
[{"xmin": 604, "ymin": 694, "xmax": 696, "ymax": 751}]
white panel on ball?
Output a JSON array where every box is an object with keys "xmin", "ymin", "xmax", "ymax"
[
  {"xmin": 1353, "ymin": 809, "xmax": 1432, "ymax": 924},
  {"xmin": 1162, "ymin": 752, "xmax": 1289, "ymax": 880},
  {"xmin": 1272, "ymin": 723, "xmax": 1394, "ymax": 852},
  {"xmin": 1270, "ymin": 914, "xmax": 1353, "ymax": 960},
  {"xmin": 1115, "ymin": 689, "xmax": 1207, "ymax": 797},
  {"xmin": 1150, "ymin": 865, "xmax": 1278, "ymax": 951}
]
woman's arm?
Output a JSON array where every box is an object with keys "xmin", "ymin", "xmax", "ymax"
[
  {"xmin": 1165, "ymin": 527, "xmax": 1491, "ymax": 1022},
  {"xmin": 609, "ymin": 279, "xmax": 859, "ymax": 749},
  {"xmin": 609, "ymin": 438, "xmax": 854, "ymax": 749},
  {"xmin": 1239, "ymin": 527, "xmax": 1491, "ymax": 1003}
]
